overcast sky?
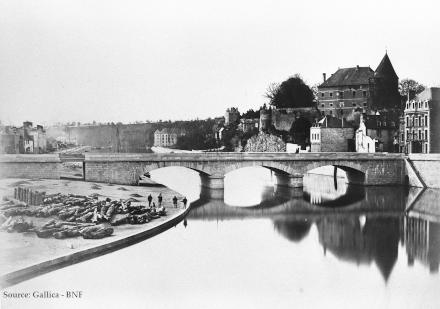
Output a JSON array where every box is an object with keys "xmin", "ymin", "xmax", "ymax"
[{"xmin": 0, "ymin": 0, "xmax": 439, "ymax": 126}]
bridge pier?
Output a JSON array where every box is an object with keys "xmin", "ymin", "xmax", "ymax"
[
  {"xmin": 200, "ymin": 174, "xmax": 224, "ymax": 200},
  {"xmin": 200, "ymin": 174, "xmax": 225, "ymax": 190},
  {"xmin": 275, "ymin": 172, "xmax": 304, "ymax": 188}
]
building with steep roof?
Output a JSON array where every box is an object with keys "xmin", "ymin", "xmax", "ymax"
[{"xmin": 318, "ymin": 53, "xmax": 401, "ymax": 117}]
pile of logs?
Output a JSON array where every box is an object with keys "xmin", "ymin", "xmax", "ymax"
[{"xmin": 0, "ymin": 187, "xmax": 167, "ymax": 240}]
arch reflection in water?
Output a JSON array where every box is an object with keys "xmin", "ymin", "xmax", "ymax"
[{"xmin": 303, "ymin": 168, "xmax": 365, "ymax": 207}]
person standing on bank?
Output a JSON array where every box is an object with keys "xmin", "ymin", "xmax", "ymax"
[
  {"xmin": 158, "ymin": 193, "xmax": 163, "ymax": 207},
  {"xmin": 147, "ymin": 194, "xmax": 152, "ymax": 207},
  {"xmin": 182, "ymin": 197, "xmax": 188, "ymax": 209},
  {"xmin": 172, "ymin": 196, "xmax": 178, "ymax": 208}
]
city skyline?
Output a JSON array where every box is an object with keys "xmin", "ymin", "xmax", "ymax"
[{"xmin": 1, "ymin": 0, "xmax": 439, "ymax": 126}]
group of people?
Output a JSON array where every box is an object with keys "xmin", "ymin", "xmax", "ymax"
[{"xmin": 146, "ymin": 193, "xmax": 188, "ymax": 209}]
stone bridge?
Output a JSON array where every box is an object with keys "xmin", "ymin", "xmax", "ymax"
[{"xmin": 83, "ymin": 152, "xmax": 405, "ymax": 189}]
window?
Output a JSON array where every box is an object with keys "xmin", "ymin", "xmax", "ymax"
[
  {"xmin": 339, "ymin": 91, "xmax": 344, "ymax": 98},
  {"xmin": 425, "ymin": 129, "xmax": 428, "ymax": 139},
  {"xmin": 406, "ymin": 130, "xmax": 409, "ymax": 140},
  {"xmin": 321, "ymin": 92, "xmax": 324, "ymax": 97},
  {"xmin": 329, "ymin": 103, "xmax": 333, "ymax": 107},
  {"xmin": 329, "ymin": 110, "xmax": 333, "ymax": 115},
  {"xmin": 425, "ymin": 115, "xmax": 428, "ymax": 126},
  {"xmin": 329, "ymin": 92, "xmax": 333, "ymax": 97},
  {"xmin": 363, "ymin": 91, "xmax": 367, "ymax": 97},
  {"xmin": 426, "ymin": 144, "xmax": 428, "ymax": 153},
  {"xmin": 352, "ymin": 91, "xmax": 356, "ymax": 97},
  {"xmin": 321, "ymin": 104, "xmax": 325, "ymax": 108},
  {"xmin": 363, "ymin": 103, "xmax": 367, "ymax": 107},
  {"xmin": 352, "ymin": 103, "xmax": 356, "ymax": 107},
  {"xmin": 419, "ymin": 130, "xmax": 421, "ymax": 140}
]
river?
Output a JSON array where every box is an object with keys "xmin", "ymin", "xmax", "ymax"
[{"xmin": 3, "ymin": 167, "xmax": 440, "ymax": 309}]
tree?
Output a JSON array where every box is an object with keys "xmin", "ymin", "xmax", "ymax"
[
  {"xmin": 399, "ymin": 78, "xmax": 425, "ymax": 100},
  {"xmin": 241, "ymin": 108, "xmax": 260, "ymax": 119},
  {"xmin": 265, "ymin": 75, "xmax": 315, "ymax": 108},
  {"xmin": 311, "ymin": 84, "xmax": 320, "ymax": 103}
]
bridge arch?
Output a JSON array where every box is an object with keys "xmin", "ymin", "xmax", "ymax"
[
  {"xmin": 304, "ymin": 162, "xmax": 366, "ymax": 185},
  {"xmin": 141, "ymin": 161, "xmax": 213, "ymax": 176}
]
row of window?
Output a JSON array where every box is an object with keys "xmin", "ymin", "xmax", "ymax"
[
  {"xmin": 320, "ymin": 90, "xmax": 368, "ymax": 98},
  {"xmin": 406, "ymin": 101, "xmax": 429, "ymax": 110},
  {"xmin": 406, "ymin": 129, "xmax": 428, "ymax": 141},
  {"xmin": 311, "ymin": 133, "xmax": 320, "ymax": 141},
  {"xmin": 406, "ymin": 115, "xmax": 428, "ymax": 127},
  {"xmin": 320, "ymin": 102, "xmax": 368, "ymax": 108}
]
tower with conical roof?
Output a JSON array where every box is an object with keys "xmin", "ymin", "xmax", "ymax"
[{"xmin": 371, "ymin": 52, "xmax": 401, "ymax": 110}]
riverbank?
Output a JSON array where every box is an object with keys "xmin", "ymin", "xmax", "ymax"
[{"xmin": 0, "ymin": 178, "xmax": 191, "ymax": 288}]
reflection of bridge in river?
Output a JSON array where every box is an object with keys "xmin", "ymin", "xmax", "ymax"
[
  {"xmin": 191, "ymin": 185, "xmax": 406, "ymax": 220},
  {"xmin": 188, "ymin": 186, "xmax": 440, "ymax": 279}
]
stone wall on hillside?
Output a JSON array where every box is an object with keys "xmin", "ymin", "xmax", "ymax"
[
  {"xmin": 63, "ymin": 123, "xmax": 156, "ymax": 153},
  {"xmin": 244, "ymin": 132, "xmax": 286, "ymax": 152}
]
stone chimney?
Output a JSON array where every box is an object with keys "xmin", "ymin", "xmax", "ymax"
[{"xmin": 323, "ymin": 73, "xmax": 326, "ymax": 82}]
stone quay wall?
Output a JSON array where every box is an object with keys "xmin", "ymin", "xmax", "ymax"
[
  {"xmin": 407, "ymin": 154, "xmax": 440, "ymax": 188},
  {"xmin": 0, "ymin": 155, "xmax": 61, "ymax": 180}
]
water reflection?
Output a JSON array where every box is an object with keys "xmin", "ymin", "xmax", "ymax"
[
  {"xmin": 188, "ymin": 185, "xmax": 440, "ymax": 278},
  {"xmin": 317, "ymin": 216, "xmax": 401, "ymax": 281},
  {"xmin": 273, "ymin": 218, "xmax": 312, "ymax": 242},
  {"xmin": 406, "ymin": 216, "xmax": 440, "ymax": 273}
]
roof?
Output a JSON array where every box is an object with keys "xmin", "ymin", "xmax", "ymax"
[
  {"xmin": 319, "ymin": 66, "xmax": 374, "ymax": 88},
  {"xmin": 374, "ymin": 53, "xmax": 398, "ymax": 80},
  {"xmin": 316, "ymin": 115, "xmax": 354, "ymax": 128},
  {"xmin": 154, "ymin": 128, "xmax": 186, "ymax": 135}
]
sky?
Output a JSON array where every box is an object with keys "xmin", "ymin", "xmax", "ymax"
[{"xmin": 0, "ymin": 0, "xmax": 439, "ymax": 126}]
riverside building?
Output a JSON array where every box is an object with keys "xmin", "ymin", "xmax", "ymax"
[{"xmin": 404, "ymin": 87, "xmax": 440, "ymax": 153}]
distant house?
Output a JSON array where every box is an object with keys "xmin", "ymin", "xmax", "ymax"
[
  {"xmin": 0, "ymin": 122, "xmax": 47, "ymax": 154},
  {"xmin": 310, "ymin": 116, "xmax": 354, "ymax": 152},
  {"xmin": 404, "ymin": 87, "xmax": 440, "ymax": 153},
  {"xmin": 153, "ymin": 128, "xmax": 186, "ymax": 147},
  {"xmin": 21, "ymin": 122, "xmax": 47, "ymax": 154}
]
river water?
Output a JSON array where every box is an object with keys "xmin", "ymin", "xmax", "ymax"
[{"xmin": 4, "ymin": 167, "xmax": 440, "ymax": 309}]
